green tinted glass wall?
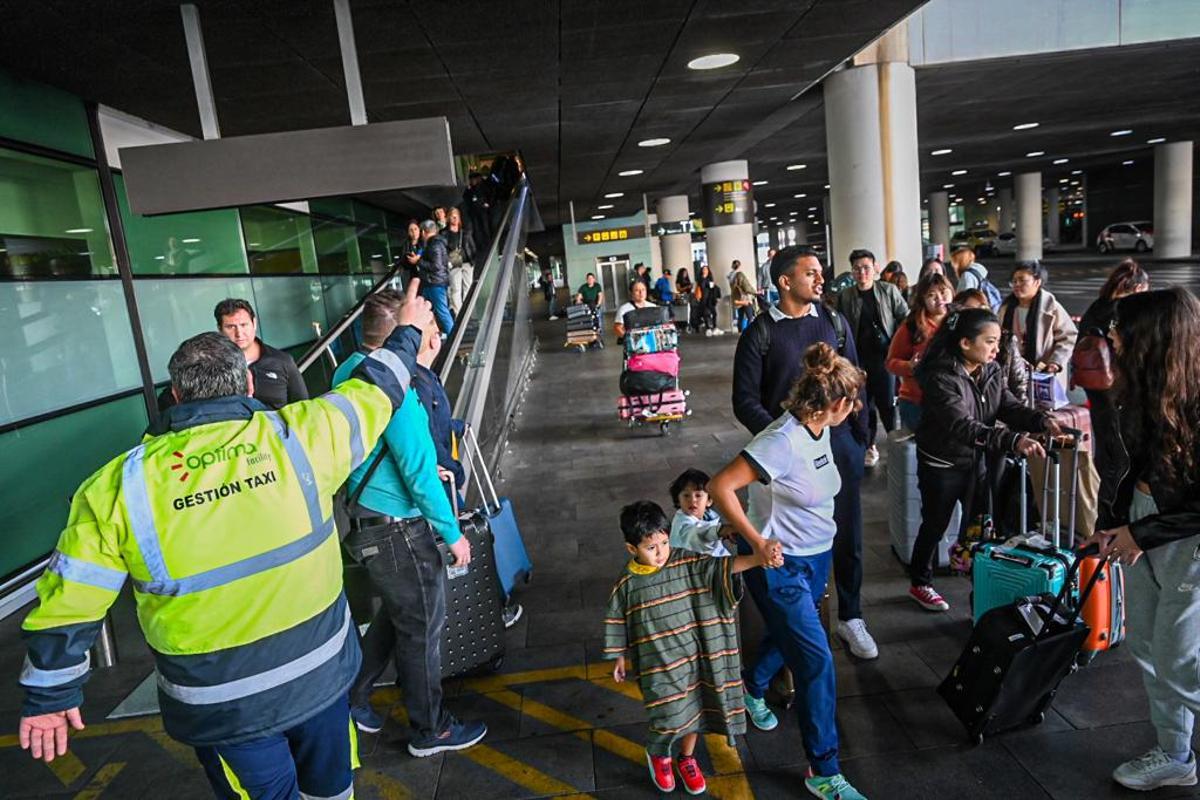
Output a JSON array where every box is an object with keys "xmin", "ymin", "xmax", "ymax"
[
  {"xmin": 115, "ymin": 174, "xmax": 248, "ymax": 275},
  {"xmin": 0, "ymin": 147, "xmax": 114, "ymax": 277},
  {"xmin": 242, "ymin": 206, "xmax": 318, "ymax": 274},
  {"xmin": 0, "ymin": 394, "xmax": 147, "ymax": 577},
  {"xmin": 0, "ymin": 71, "xmax": 93, "ymax": 160}
]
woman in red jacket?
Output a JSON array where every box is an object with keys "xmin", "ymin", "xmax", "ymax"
[{"xmin": 886, "ymin": 273, "xmax": 954, "ymax": 431}]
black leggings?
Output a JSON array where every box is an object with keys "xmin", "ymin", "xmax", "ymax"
[{"xmin": 910, "ymin": 458, "xmax": 983, "ymax": 586}]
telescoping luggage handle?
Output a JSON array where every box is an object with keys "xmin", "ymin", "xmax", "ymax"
[
  {"xmin": 1037, "ymin": 542, "xmax": 1107, "ymax": 643},
  {"xmin": 461, "ymin": 424, "xmax": 502, "ymax": 516}
]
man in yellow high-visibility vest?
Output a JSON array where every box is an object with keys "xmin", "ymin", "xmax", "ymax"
[{"xmin": 17, "ymin": 281, "xmax": 433, "ymax": 800}]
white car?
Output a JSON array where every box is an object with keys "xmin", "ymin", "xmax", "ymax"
[
  {"xmin": 1096, "ymin": 221, "xmax": 1154, "ymax": 253},
  {"xmin": 993, "ymin": 231, "xmax": 1053, "ymax": 255}
]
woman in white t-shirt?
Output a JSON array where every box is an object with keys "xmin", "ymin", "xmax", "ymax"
[
  {"xmin": 614, "ymin": 280, "xmax": 657, "ymax": 343},
  {"xmin": 709, "ymin": 342, "xmax": 869, "ymax": 800}
]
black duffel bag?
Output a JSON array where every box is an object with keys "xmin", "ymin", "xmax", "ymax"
[
  {"xmin": 623, "ymin": 305, "xmax": 671, "ymax": 329},
  {"xmin": 620, "ymin": 369, "xmax": 674, "ymax": 396}
]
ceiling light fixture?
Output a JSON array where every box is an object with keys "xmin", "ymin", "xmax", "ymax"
[
  {"xmin": 931, "ymin": 148, "xmax": 953, "ymax": 155},
  {"xmin": 1059, "ymin": 178, "xmax": 1069, "ymax": 183},
  {"xmin": 1110, "ymin": 129, "xmax": 1133, "ymax": 137},
  {"xmin": 823, "ymin": 184, "xmax": 830, "ymax": 189},
  {"xmin": 181, "ymin": 238, "xmax": 201, "ymax": 243},
  {"xmin": 943, "ymin": 183, "xmax": 955, "ymax": 189},
  {"xmin": 1012, "ymin": 122, "xmax": 1040, "ymax": 130},
  {"xmin": 808, "ymin": 206, "xmax": 818, "ymax": 211},
  {"xmin": 952, "ymin": 169, "xmax": 967, "ymax": 176},
  {"xmin": 793, "ymin": 193, "xmax": 807, "ymax": 198},
  {"xmin": 65, "ymin": 228, "xmax": 93, "ymax": 234},
  {"xmin": 769, "ymin": 216, "xmax": 778, "ymax": 220},
  {"xmin": 597, "ymin": 204, "xmax": 614, "ymax": 209},
  {"xmin": 687, "ymin": 53, "xmax": 740, "ymax": 70},
  {"xmin": 1026, "ymin": 151, "xmax": 1045, "ymax": 158},
  {"xmin": 604, "ymin": 192, "xmax": 624, "ymax": 198},
  {"xmin": 1053, "ymin": 158, "xmax": 1069, "ymax": 165},
  {"xmin": 637, "ymin": 137, "xmax": 671, "ymax": 147},
  {"xmin": 1071, "ymin": 170, "xmax": 1082, "ymax": 175},
  {"xmin": 786, "ymin": 163, "xmax": 807, "ymax": 171},
  {"xmin": 591, "ymin": 215, "xmax": 605, "ymax": 220},
  {"xmin": 1147, "ymin": 137, "xmax": 1166, "ymax": 144},
  {"xmin": 617, "ymin": 169, "xmax": 643, "ymax": 177},
  {"xmin": 752, "ymin": 180, "xmax": 768, "ymax": 186},
  {"xmin": 998, "ymin": 171, "xmax": 1012, "ymax": 176},
  {"xmin": 1123, "ymin": 160, "xmax": 1135, "ymax": 165},
  {"xmin": 764, "ymin": 202, "xmax": 777, "ymax": 208}
]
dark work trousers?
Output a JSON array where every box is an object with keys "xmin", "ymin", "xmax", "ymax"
[
  {"xmin": 345, "ymin": 517, "xmax": 450, "ymax": 739},
  {"xmin": 911, "ymin": 456, "xmax": 984, "ymax": 586},
  {"xmin": 861, "ymin": 350, "xmax": 896, "ymax": 445},
  {"xmin": 831, "ymin": 426, "xmax": 866, "ymax": 621}
]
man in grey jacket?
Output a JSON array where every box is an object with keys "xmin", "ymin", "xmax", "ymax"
[{"xmin": 836, "ymin": 249, "xmax": 910, "ymax": 467}]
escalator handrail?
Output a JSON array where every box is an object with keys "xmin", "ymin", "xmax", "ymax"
[{"xmin": 296, "ymin": 265, "xmax": 403, "ymax": 373}]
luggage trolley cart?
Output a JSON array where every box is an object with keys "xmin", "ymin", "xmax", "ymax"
[
  {"xmin": 563, "ymin": 302, "xmax": 601, "ymax": 353},
  {"xmin": 617, "ymin": 307, "xmax": 690, "ymax": 436}
]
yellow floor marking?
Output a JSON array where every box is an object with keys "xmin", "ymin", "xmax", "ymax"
[
  {"xmin": 459, "ymin": 664, "xmax": 587, "ymax": 694},
  {"xmin": 591, "ymin": 675, "xmax": 643, "ymax": 703},
  {"xmin": 704, "ymin": 734, "xmax": 756, "ymax": 800},
  {"xmin": 147, "ymin": 730, "xmax": 200, "ymax": 768},
  {"xmin": 459, "ymin": 743, "xmax": 595, "ymax": 798},
  {"xmin": 487, "ymin": 689, "xmax": 646, "ymax": 766},
  {"xmin": 356, "ymin": 768, "xmax": 414, "ymax": 799},
  {"xmin": 46, "ymin": 750, "xmax": 87, "ymax": 786},
  {"xmin": 71, "ymin": 761, "xmax": 124, "ymax": 800}
]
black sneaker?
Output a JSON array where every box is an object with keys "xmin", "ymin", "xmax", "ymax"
[
  {"xmin": 502, "ymin": 602, "xmax": 524, "ymax": 629},
  {"xmin": 407, "ymin": 718, "xmax": 488, "ymax": 758}
]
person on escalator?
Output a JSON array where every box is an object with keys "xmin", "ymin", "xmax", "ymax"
[{"xmin": 417, "ymin": 219, "xmax": 454, "ymax": 336}]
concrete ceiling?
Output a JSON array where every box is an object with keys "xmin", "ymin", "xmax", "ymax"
[{"xmin": 0, "ymin": 0, "xmax": 924, "ymax": 226}]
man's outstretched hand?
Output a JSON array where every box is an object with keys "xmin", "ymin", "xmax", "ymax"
[{"xmin": 19, "ymin": 708, "xmax": 85, "ymax": 763}]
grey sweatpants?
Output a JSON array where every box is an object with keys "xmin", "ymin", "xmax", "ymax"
[{"xmin": 1126, "ymin": 490, "xmax": 1200, "ymax": 757}]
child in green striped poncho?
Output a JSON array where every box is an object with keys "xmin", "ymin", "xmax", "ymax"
[{"xmin": 604, "ymin": 500, "xmax": 778, "ymax": 794}]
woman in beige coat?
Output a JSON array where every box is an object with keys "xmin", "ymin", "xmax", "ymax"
[{"xmin": 997, "ymin": 260, "xmax": 1077, "ymax": 396}]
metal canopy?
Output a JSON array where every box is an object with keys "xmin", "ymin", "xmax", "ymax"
[{"xmin": 119, "ymin": 116, "xmax": 455, "ymax": 215}]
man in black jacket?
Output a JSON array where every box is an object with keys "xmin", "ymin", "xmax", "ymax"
[
  {"xmin": 418, "ymin": 220, "xmax": 454, "ymax": 335},
  {"xmin": 732, "ymin": 246, "xmax": 879, "ymax": 661},
  {"xmin": 214, "ymin": 298, "xmax": 308, "ymax": 409}
]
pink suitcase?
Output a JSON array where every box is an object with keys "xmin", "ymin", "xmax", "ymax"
[
  {"xmin": 617, "ymin": 389, "xmax": 687, "ymax": 420},
  {"xmin": 626, "ymin": 351, "xmax": 680, "ymax": 376}
]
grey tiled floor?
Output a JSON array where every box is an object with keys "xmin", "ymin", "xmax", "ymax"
[{"xmin": 2, "ymin": 297, "xmax": 1199, "ymax": 798}]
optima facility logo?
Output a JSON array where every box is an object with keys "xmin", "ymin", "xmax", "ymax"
[{"xmin": 169, "ymin": 443, "xmax": 258, "ymax": 482}]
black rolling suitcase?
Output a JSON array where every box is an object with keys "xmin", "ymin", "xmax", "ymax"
[
  {"xmin": 438, "ymin": 476, "xmax": 506, "ymax": 678},
  {"xmin": 938, "ymin": 543, "xmax": 1106, "ymax": 744}
]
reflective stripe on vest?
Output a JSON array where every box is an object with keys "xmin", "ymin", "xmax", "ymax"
[
  {"xmin": 156, "ymin": 606, "xmax": 352, "ymax": 705},
  {"xmin": 125, "ymin": 412, "xmax": 329, "ymax": 596},
  {"xmin": 47, "ymin": 550, "xmax": 127, "ymax": 592},
  {"xmin": 321, "ymin": 391, "xmax": 365, "ymax": 470},
  {"xmin": 19, "ymin": 653, "xmax": 91, "ymax": 688}
]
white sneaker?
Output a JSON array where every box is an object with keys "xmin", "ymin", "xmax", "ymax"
[
  {"xmin": 715, "ymin": 328, "xmax": 726, "ymax": 336},
  {"xmin": 705, "ymin": 329, "xmax": 714, "ymax": 337},
  {"xmin": 549, "ymin": 315, "xmax": 559, "ymax": 320},
  {"xmin": 835, "ymin": 619, "xmax": 879, "ymax": 660},
  {"xmin": 863, "ymin": 445, "xmax": 880, "ymax": 468},
  {"xmin": 1113, "ymin": 748, "xmax": 1197, "ymax": 791}
]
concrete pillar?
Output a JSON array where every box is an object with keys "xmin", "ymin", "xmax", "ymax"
[
  {"xmin": 929, "ymin": 191, "xmax": 950, "ymax": 261},
  {"xmin": 998, "ymin": 187, "xmax": 1014, "ymax": 233},
  {"xmin": 824, "ymin": 53, "xmax": 922, "ymax": 276},
  {"xmin": 647, "ymin": 213, "xmax": 663, "ymax": 274},
  {"xmin": 1015, "ymin": 171, "xmax": 1043, "ymax": 261},
  {"xmin": 794, "ymin": 220, "xmax": 809, "ymax": 245},
  {"xmin": 699, "ymin": 160, "xmax": 757, "ymax": 292},
  {"xmin": 1154, "ymin": 141, "xmax": 1194, "ymax": 258},
  {"xmin": 656, "ymin": 195, "xmax": 691, "ymax": 273},
  {"xmin": 1045, "ymin": 187, "xmax": 1060, "ymax": 246}
]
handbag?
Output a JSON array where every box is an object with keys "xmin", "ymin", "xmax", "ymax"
[
  {"xmin": 1031, "ymin": 371, "xmax": 1069, "ymax": 410},
  {"xmin": 1070, "ymin": 334, "xmax": 1114, "ymax": 391}
]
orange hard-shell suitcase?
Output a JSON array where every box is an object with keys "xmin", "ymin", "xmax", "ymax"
[{"xmin": 1078, "ymin": 555, "xmax": 1125, "ymax": 656}]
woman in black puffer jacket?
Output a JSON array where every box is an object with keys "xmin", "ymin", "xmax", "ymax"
[{"xmin": 908, "ymin": 307, "xmax": 1060, "ymax": 612}]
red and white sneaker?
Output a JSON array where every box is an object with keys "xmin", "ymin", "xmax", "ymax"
[
  {"xmin": 676, "ymin": 755, "xmax": 707, "ymax": 795},
  {"xmin": 647, "ymin": 752, "xmax": 675, "ymax": 792},
  {"xmin": 909, "ymin": 585, "xmax": 950, "ymax": 612}
]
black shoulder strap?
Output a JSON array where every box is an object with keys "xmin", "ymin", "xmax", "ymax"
[
  {"xmin": 823, "ymin": 305, "xmax": 848, "ymax": 353},
  {"xmin": 349, "ymin": 445, "xmax": 389, "ymax": 507}
]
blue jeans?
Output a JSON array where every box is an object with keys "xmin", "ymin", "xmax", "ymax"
[
  {"xmin": 195, "ymin": 695, "xmax": 356, "ymax": 800},
  {"xmin": 422, "ymin": 285, "xmax": 455, "ymax": 335},
  {"xmin": 741, "ymin": 544, "xmax": 840, "ymax": 777},
  {"xmin": 898, "ymin": 398, "xmax": 922, "ymax": 432}
]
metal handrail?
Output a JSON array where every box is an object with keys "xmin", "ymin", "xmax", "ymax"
[{"xmin": 296, "ymin": 265, "xmax": 403, "ymax": 373}]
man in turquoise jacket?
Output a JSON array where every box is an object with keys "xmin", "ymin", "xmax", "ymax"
[{"xmin": 331, "ymin": 290, "xmax": 487, "ymax": 756}]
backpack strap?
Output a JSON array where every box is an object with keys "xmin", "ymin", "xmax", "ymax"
[
  {"xmin": 349, "ymin": 444, "xmax": 389, "ymax": 508},
  {"xmin": 822, "ymin": 305, "xmax": 848, "ymax": 354}
]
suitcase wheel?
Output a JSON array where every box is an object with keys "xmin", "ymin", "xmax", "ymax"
[
  {"xmin": 1027, "ymin": 711, "xmax": 1045, "ymax": 725},
  {"xmin": 971, "ymin": 732, "xmax": 984, "ymax": 747},
  {"xmin": 488, "ymin": 654, "xmax": 504, "ymax": 672}
]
